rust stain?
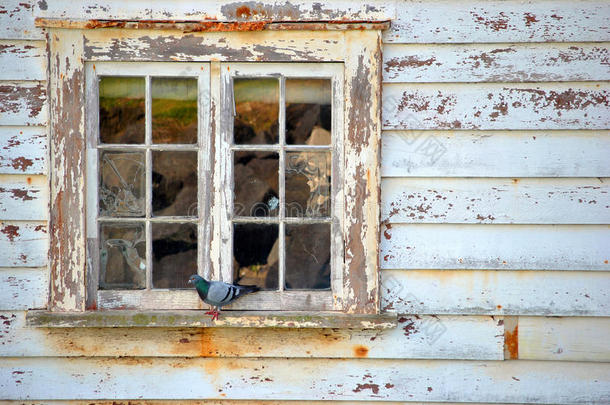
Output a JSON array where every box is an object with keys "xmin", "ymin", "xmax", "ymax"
[
  {"xmin": 184, "ymin": 21, "xmax": 269, "ymax": 33},
  {"xmin": 1, "ymin": 224, "xmax": 20, "ymax": 242},
  {"xmin": 383, "ymin": 223, "xmax": 392, "ymax": 240},
  {"xmin": 470, "ymin": 11, "xmax": 509, "ymax": 31},
  {"xmin": 236, "ymin": 6, "xmax": 252, "ymax": 18},
  {"xmin": 427, "ymin": 386, "xmax": 433, "ymax": 392},
  {"xmin": 505, "ymin": 324, "xmax": 519, "ymax": 359},
  {"xmin": 385, "ymin": 56, "xmax": 437, "ymax": 72},
  {"xmin": 353, "ymin": 383, "xmax": 380, "ymax": 394},
  {"xmin": 523, "ymin": 13, "xmax": 539, "ymax": 26},
  {"xmin": 11, "ymin": 157, "xmax": 33, "ymax": 171},
  {"xmin": 85, "ymin": 20, "xmax": 127, "ymax": 29},
  {"xmin": 398, "ymin": 316, "xmax": 418, "ymax": 337},
  {"xmin": 353, "ymin": 345, "xmax": 369, "ymax": 357}
]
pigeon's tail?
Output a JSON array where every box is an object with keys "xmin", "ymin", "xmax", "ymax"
[{"xmin": 238, "ymin": 284, "xmax": 260, "ymax": 294}]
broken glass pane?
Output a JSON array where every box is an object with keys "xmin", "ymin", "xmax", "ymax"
[
  {"xmin": 234, "ymin": 78, "xmax": 279, "ymax": 144},
  {"xmin": 152, "ymin": 77, "xmax": 198, "ymax": 144},
  {"xmin": 152, "ymin": 222, "xmax": 197, "ymax": 289},
  {"xmin": 234, "ymin": 151, "xmax": 279, "ymax": 217},
  {"xmin": 285, "ymin": 223, "xmax": 330, "ymax": 290},
  {"xmin": 152, "ymin": 151, "xmax": 198, "ymax": 217},
  {"xmin": 99, "ymin": 222, "xmax": 146, "ymax": 290},
  {"xmin": 286, "ymin": 79, "xmax": 331, "ymax": 145},
  {"xmin": 99, "ymin": 76, "xmax": 145, "ymax": 144},
  {"xmin": 285, "ymin": 151, "xmax": 331, "ymax": 218},
  {"xmin": 99, "ymin": 151, "xmax": 145, "ymax": 217},
  {"xmin": 233, "ymin": 223, "xmax": 278, "ymax": 290}
]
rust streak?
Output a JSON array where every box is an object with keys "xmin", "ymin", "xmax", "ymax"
[
  {"xmin": 353, "ymin": 345, "xmax": 369, "ymax": 358},
  {"xmin": 1, "ymin": 224, "xmax": 20, "ymax": 242},
  {"xmin": 505, "ymin": 324, "xmax": 519, "ymax": 359}
]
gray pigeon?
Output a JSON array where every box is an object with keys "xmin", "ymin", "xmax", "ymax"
[{"xmin": 188, "ymin": 274, "xmax": 259, "ymax": 320}]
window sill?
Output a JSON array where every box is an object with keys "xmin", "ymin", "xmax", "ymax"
[{"xmin": 26, "ymin": 310, "xmax": 397, "ymax": 329}]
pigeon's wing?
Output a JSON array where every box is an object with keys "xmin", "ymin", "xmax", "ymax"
[{"xmin": 206, "ymin": 281, "xmax": 258, "ymax": 307}]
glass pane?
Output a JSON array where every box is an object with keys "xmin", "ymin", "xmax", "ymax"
[
  {"xmin": 233, "ymin": 223, "xmax": 278, "ymax": 290},
  {"xmin": 152, "ymin": 151, "xmax": 198, "ymax": 217},
  {"xmin": 285, "ymin": 151, "xmax": 331, "ymax": 218},
  {"xmin": 99, "ymin": 223, "xmax": 146, "ymax": 290},
  {"xmin": 285, "ymin": 223, "xmax": 330, "ymax": 290},
  {"xmin": 99, "ymin": 151, "xmax": 145, "ymax": 217},
  {"xmin": 286, "ymin": 79, "xmax": 331, "ymax": 145},
  {"xmin": 234, "ymin": 78, "xmax": 279, "ymax": 144},
  {"xmin": 152, "ymin": 222, "xmax": 197, "ymax": 288},
  {"xmin": 234, "ymin": 151, "xmax": 279, "ymax": 217},
  {"xmin": 152, "ymin": 77, "xmax": 198, "ymax": 144},
  {"xmin": 99, "ymin": 76, "xmax": 145, "ymax": 144}
]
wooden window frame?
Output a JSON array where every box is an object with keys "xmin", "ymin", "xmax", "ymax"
[{"xmin": 44, "ymin": 24, "xmax": 383, "ymax": 316}]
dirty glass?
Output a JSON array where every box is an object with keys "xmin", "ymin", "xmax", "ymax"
[
  {"xmin": 99, "ymin": 223, "xmax": 146, "ymax": 290},
  {"xmin": 285, "ymin": 151, "xmax": 331, "ymax": 218},
  {"xmin": 99, "ymin": 76, "xmax": 145, "ymax": 144},
  {"xmin": 152, "ymin": 223, "xmax": 197, "ymax": 288},
  {"xmin": 284, "ymin": 223, "xmax": 330, "ymax": 290},
  {"xmin": 233, "ymin": 223, "xmax": 279, "ymax": 290},
  {"xmin": 152, "ymin": 151, "xmax": 198, "ymax": 217},
  {"xmin": 286, "ymin": 79, "xmax": 331, "ymax": 145},
  {"xmin": 233, "ymin": 151, "xmax": 279, "ymax": 217},
  {"xmin": 152, "ymin": 78, "xmax": 198, "ymax": 144},
  {"xmin": 99, "ymin": 151, "xmax": 146, "ymax": 217},
  {"xmin": 233, "ymin": 78, "xmax": 279, "ymax": 144}
]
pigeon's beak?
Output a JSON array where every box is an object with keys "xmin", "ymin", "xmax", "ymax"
[{"xmin": 187, "ymin": 279, "xmax": 193, "ymax": 285}]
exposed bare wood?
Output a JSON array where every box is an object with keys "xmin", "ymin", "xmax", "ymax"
[
  {"xmin": 0, "ymin": 269, "xmax": 48, "ymax": 310},
  {"xmin": 382, "ymin": 270, "xmax": 610, "ymax": 316},
  {"xmin": 0, "ymin": 127, "xmax": 47, "ymax": 175},
  {"xmin": 0, "ymin": 81, "xmax": 47, "ymax": 126},
  {"xmin": 0, "ymin": 175, "xmax": 48, "ymax": 220},
  {"xmin": 381, "ymin": 177, "xmax": 610, "ymax": 224},
  {"xmin": 0, "ymin": 221, "xmax": 47, "ymax": 267},
  {"xmin": 0, "ymin": 40, "xmax": 46, "ymax": 80},
  {"xmin": 0, "ymin": 0, "xmax": 44, "ymax": 40},
  {"xmin": 381, "ymin": 130, "xmax": 610, "ymax": 178}
]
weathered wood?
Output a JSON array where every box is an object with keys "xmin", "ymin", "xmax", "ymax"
[
  {"xmin": 4, "ymin": 311, "xmax": 502, "ymax": 360},
  {"xmin": 381, "ymin": 224, "xmax": 610, "ymax": 271},
  {"xmin": 0, "ymin": 127, "xmax": 47, "ymax": 175},
  {"xmin": 381, "ymin": 130, "xmax": 610, "ymax": 178},
  {"xmin": 1, "ymin": 357, "xmax": 608, "ymax": 402},
  {"xmin": 0, "ymin": 269, "xmax": 47, "ymax": 310},
  {"xmin": 383, "ymin": 83, "xmax": 609, "ymax": 130},
  {"xmin": 384, "ymin": 0, "xmax": 610, "ymax": 43},
  {"xmin": 0, "ymin": 221, "xmax": 47, "ymax": 267},
  {"xmin": 383, "ymin": 43, "xmax": 610, "ymax": 83},
  {"xmin": 0, "ymin": 175, "xmax": 48, "ymax": 220},
  {"xmin": 0, "ymin": 82, "xmax": 47, "ymax": 126},
  {"xmin": 381, "ymin": 177, "xmax": 610, "ymax": 224},
  {"xmin": 381, "ymin": 269, "xmax": 610, "ymax": 316},
  {"xmin": 0, "ymin": 40, "xmax": 46, "ymax": 81},
  {"xmin": 0, "ymin": 0, "xmax": 44, "ymax": 40}
]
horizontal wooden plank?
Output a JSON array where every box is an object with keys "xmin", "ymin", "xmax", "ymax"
[
  {"xmin": 0, "ymin": 221, "xmax": 47, "ymax": 267},
  {"xmin": 384, "ymin": 0, "xmax": 610, "ymax": 43},
  {"xmin": 383, "ymin": 43, "xmax": 610, "ymax": 83},
  {"xmin": 381, "ymin": 177, "xmax": 610, "ymax": 224},
  {"xmin": 3, "ymin": 311, "xmax": 502, "ymax": 360},
  {"xmin": 381, "ymin": 130, "xmax": 610, "ymax": 178},
  {"xmin": 1, "ymin": 357, "xmax": 608, "ymax": 402},
  {"xmin": 0, "ymin": 40, "xmax": 46, "ymax": 80},
  {"xmin": 0, "ymin": 127, "xmax": 47, "ymax": 174},
  {"xmin": 383, "ymin": 82, "xmax": 609, "ymax": 130},
  {"xmin": 518, "ymin": 316, "xmax": 610, "ymax": 362},
  {"xmin": 0, "ymin": 0, "xmax": 44, "ymax": 40},
  {"xmin": 381, "ymin": 224, "xmax": 610, "ymax": 270},
  {"xmin": 0, "ymin": 402, "xmax": 531, "ymax": 405},
  {"xmin": 0, "ymin": 82, "xmax": 47, "ymax": 126},
  {"xmin": 381, "ymin": 270, "xmax": 610, "ymax": 316},
  {"xmin": 0, "ymin": 175, "xmax": 48, "ymax": 220},
  {"xmin": 0, "ymin": 268, "xmax": 47, "ymax": 310}
]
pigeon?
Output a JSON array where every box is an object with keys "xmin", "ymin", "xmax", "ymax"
[{"xmin": 188, "ymin": 274, "xmax": 259, "ymax": 321}]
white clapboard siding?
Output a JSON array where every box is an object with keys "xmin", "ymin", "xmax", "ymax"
[
  {"xmin": 383, "ymin": 43, "xmax": 610, "ymax": 83},
  {"xmin": 1, "ymin": 357, "xmax": 608, "ymax": 402},
  {"xmin": 0, "ymin": 40, "xmax": 46, "ymax": 80},
  {"xmin": 381, "ymin": 224, "xmax": 610, "ymax": 271},
  {"xmin": 0, "ymin": 0, "xmax": 44, "ymax": 40},
  {"xmin": 0, "ymin": 175, "xmax": 48, "ymax": 220},
  {"xmin": 0, "ymin": 82, "xmax": 47, "ymax": 126},
  {"xmin": 381, "ymin": 177, "xmax": 610, "ymax": 224},
  {"xmin": 518, "ymin": 317, "xmax": 610, "ymax": 362},
  {"xmin": 383, "ymin": 82, "xmax": 609, "ymax": 130},
  {"xmin": 384, "ymin": 0, "xmax": 610, "ymax": 43},
  {"xmin": 0, "ymin": 311, "xmax": 503, "ymax": 360},
  {"xmin": 0, "ymin": 268, "xmax": 47, "ymax": 310},
  {"xmin": 0, "ymin": 221, "xmax": 47, "ymax": 267},
  {"xmin": 381, "ymin": 270, "xmax": 610, "ymax": 316},
  {"xmin": 381, "ymin": 130, "xmax": 610, "ymax": 178},
  {"xmin": 0, "ymin": 127, "xmax": 47, "ymax": 175}
]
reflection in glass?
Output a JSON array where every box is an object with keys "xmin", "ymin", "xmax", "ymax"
[
  {"xmin": 99, "ymin": 76, "xmax": 145, "ymax": 144},
  {"xmin": 233, "ymin": 151, "xmax": 279, "ymax": 217},
  {"xmin": 99, "ymin": 223, "xmax": 146, "ymax": 290},
  {"xmin": 152, "ymin": 78, "xmax": 198, "ymax": 144},
  {"xmin": 99, "ymin": 151, "xmax": 145, "ymax": 217},
  {"xmin": 233, "ymin": 223, "xmax": 278, "ymax": 290},
  {"xmin": 152, "ymin": 223, "xmax": 197, "ymax": 288},
  {"xmin": 285, "ymin": 152, "xmax": 331, "ymax": 218},
  {"xmin": 286, "ymin": 79, "xmax": 331, "ymax": 145},
  {"xmin": 285, "ymin": 223, "xmax": 330, "ymax": 290},
  {"xmin": 152, "ymin": 151, "xmax": 198, "ymax": 217},
  {"xmin": 234, "ymin": 78, "xmax": 279, "ymax": 144}
]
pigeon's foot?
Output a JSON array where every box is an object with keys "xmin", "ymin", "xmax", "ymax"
[{"xmin": 205, "ymin": 309, "xmax": 220, "ymax": 321}]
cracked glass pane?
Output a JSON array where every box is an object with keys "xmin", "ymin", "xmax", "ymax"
[
  {"xmin": 233, "ymin": 78, "xmax": 279, "ymax": 144},
  {"xmin": 152, "ymin": 222, "xmax": 198, "ymax": 289},
  {"xmin": 285, "ymin": 223, "xmax": 330, "ymax": 290},
  {"xmin": 286, "ymin": 79, "xmax": 331, "ymax": 145},
  {"xmin": 152, "ymin": 151, "xmax": 198, "ymax": 217},
  {"xmin": 152, "ymin": 77, "xmax": 198, "ymax": 144},
  {"xmin": 233, "ymin": 151, "xmax": 279, "ymax": 217},
  {"xmin": 99, "ymin": 151, "xmax": 145, "ymax": 217},
  {"xmin": 233, "ymin": 223, "xmax": 278, "ymax": 290},
  {"xmin": 99, "ymin": 223, "xmax": 146, "ymax": 290},
  {"xmin": 99, "ymin": 76, "xmax": 145, "ymax": 144},
  {"xmin": 285, "ymin": 151, "xmax": 331, "ymax": 218}
]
